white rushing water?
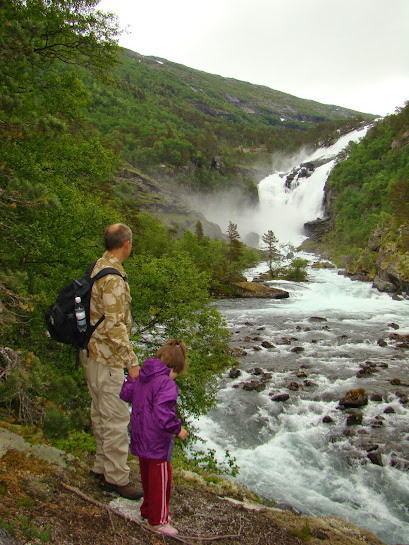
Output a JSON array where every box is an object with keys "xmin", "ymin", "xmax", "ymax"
[{"xmin": 194, "ymin": 126, "xmax": 409, "ymax": 544}]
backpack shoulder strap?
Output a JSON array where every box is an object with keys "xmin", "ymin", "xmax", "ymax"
[{"xmin": 91, "ymin": 267, "xmax": 125, "ymax": 283}]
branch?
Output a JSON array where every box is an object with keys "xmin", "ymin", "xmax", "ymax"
[{"xmin": 60, "ymin": 483, "xmax": 242, "ymax": 543}]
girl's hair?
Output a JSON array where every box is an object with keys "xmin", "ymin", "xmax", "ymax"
[{"xmin": 155, "ymin": 339, "xmax": 187, "ymax": 375}]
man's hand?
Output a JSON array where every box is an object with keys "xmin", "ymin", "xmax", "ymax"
[
  {"xmin": 127, "ymin": 365, "xmax": 140, "ymax": 381},
  {"xmin": 178, "ymin": 428, "xmax": 188, "ymax": 441}
]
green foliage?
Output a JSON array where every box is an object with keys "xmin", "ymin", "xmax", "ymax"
[
  {"xmin": 42, "ymin": 406, "xmax": 72, "ymax": 439},
  {"xmin": 325, "ymin": 102, "xmax": 409, "ymax": 259},
  {"xmin": 53, "ymin": 430, "xmax": 96, "ymax": 457}
]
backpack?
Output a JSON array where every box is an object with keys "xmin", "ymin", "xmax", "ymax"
[{"xmin": 45, "ymin": 262, "xmax": 125, "ymax": 359}]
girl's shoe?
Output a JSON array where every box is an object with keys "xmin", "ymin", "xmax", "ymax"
[{"xmin": 149, "ymin": 523, "xmax": 178, "ymax": 536}]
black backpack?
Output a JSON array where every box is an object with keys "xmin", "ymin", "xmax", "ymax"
[{"xmin": 45, "ymin": 262, "xmax": 125, "ymax": 357}]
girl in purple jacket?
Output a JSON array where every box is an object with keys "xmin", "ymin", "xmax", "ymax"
[{"xmin": 120, "ymin": 339, "xmax": 188, "ymax": 536}]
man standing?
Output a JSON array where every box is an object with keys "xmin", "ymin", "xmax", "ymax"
[{"xmin": 81, "ymin": 223, "xmax": 142, "ymax": 499}]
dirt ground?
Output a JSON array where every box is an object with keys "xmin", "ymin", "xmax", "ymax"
[{"xmin": 0, "ymin": 447, "xmax": 390, "ymax": 545}]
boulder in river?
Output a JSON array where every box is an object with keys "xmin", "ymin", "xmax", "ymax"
[
  {"xmin": 339, "ymin": 388, "xmax": 368, "ymax": 408},
  {"xmin": 270, "ymin": 393, "xmax": 290, "ymax": 402},
  {"xmin": 231, "ymin": 281, "xmax": 289, "ymax": 299},
  {"xmin": 346, "ymin": 412, "xmax": 363, "ymax": 426}
]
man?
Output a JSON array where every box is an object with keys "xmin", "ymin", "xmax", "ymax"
[{"xmin": 81, "ymin": 223, "xmax": 142, "ymax": 500}]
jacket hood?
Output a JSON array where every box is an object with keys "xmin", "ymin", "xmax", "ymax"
[{"xmin": 139, "ymin": 357, "xmax": 170, "ymax": 383}]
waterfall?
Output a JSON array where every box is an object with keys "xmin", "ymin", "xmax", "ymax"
[{"xmin": 254, "ymin": 126, "xmax": 369, "ymax": 245}]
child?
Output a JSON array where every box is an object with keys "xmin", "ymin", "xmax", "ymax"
[{"xmin": 120, "ymin": 339, "xmax": 188, "ymax": 536}]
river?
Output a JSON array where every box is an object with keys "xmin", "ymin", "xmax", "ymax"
[{"xmin": 193, "ymin": 127, "xmax": 409, "ymax": 544}]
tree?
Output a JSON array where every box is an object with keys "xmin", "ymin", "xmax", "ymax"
[
  {"xmin": 195, "ymin": 219, "xmax": 204, "ymax": 242},
  {"xmin": 262, "ymin": 230, "xmax": 279, "ymax": 274},
  {"xmin": 227, "ymin": 221, "xmax": 242, "ymax": 277}
]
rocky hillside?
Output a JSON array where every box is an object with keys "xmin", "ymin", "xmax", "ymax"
[{"xmin": 0, "ymin": 423, "xmax": 390, "ymax": 545}]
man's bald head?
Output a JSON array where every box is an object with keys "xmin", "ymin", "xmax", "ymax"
[{"xmin": 104, "ymin": 223, "xmax": 132, "ymax": 251}]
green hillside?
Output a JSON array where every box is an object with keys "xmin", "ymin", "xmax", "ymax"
[{"xmin": 80, "ymin": 48, "xmax": 374, "ymax": 194}]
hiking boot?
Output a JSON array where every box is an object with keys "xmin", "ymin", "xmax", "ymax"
[
  {"xmin": 149, "ymin": 523, "xmax": 178, "ymax": 536},
  {"xmin": 100, "ymin": 478, "xmax": 143, "ymax": 500}
]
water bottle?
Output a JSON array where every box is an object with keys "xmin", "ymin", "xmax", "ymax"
[{"xmin": 74, "ymin": 296, "xmax": 87, "ymax": 332}]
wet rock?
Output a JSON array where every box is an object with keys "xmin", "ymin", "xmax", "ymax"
[
  {"xmin": 390, "ymin": 378, "xmax": 401, "ymax": 385},
  {"xmin": 242, "ymin": 380, "xmax": 266, "ymax": 392},
  {"xmin": 370, "ymin": 393, "xmax": 383, "ymax": 402},
  {"xmin": 322, "ymin": 415, "xmax": 335, "ymax": 424},
  {"xmin": 377, "ymin": 362, "xmax": 389, "ymax": 368},
  {"xmin": 275, "ymin": 337, "xmax": 292, "ymax": 345},
  {"xmin": 370, "ymin": 415, "xmax": 385, "ymax": 428},
  {"xmin": 296, "ymin": 371, "xmax": 308, "ymax": 378},
  {"xmin": 397, "ymin": 393, "xmax": 409, "ymax": 404},
  {"xmin": 252, "ymin": 367, "xmax": 264, "ymax": 375},
  {"xmin": 244, "ymin": 336, "xmax": 252, "ymax": 342},
  {"xmin": 287, "ymin": 382, "xmax": 299, "ymax": 391},
  {"xmin": 270, "ymin": 393, "xmax": 290, "ymax": 402},
  {"xmin": 304, "ymin": 380, "xmax": 317, "ymax": 387},
  {"xmin": 229, "ymin": 368, "xmax": 241, "ymax": 379},
  {"xmin": 367, "ymin": 451, "xmax": 383, "ymax": 466},
  {"xmin": 346, "ymin": 412, "xmax": 363, "ymax": 426},
  {"xmin": 252, "ymin": 336, "xmax": 263, "ymax": 341},
  {"xmin": 291, "ymin": 346, "xmax": 304, "ymax": 353},
  {"xmin": 339, "ymin": 388, "xmax": 368, "ymax": 408},
  {"xmin": 388, "ymin": 322, "xmax": 400, "ymax": 330},
  {"xmin": 261, "ymin": 341, "xmax": 275, "ymax": 349},
  {"xmin": 383, "ymin": 406, "xmax": 396, "ymax": 414},
  {"xmin": 230, "ymin": 347, "xmax": 247, "ymax": 357},
  {"xmin": 252, "ymin": 346, "xmax": 262, "ymax": 351},
  {"xmin": 308, "ymin": 316, "xmax": 327, "ymax": 322},
  {"xmin": 389, "ymin": 332, "xmax": 409, "ymax": 342},
  {"xmin": 257, "ymin": 326, "xmax": 265, "ymax": 331},
  {"xmin": 390, "ymin": 454, "xmax": 409, "ymax": 471},
  {"xmin": 377, "ymin": 339, "xmax": 388, "ymax": 347}
]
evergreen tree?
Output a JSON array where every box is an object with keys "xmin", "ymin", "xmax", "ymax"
[
  {"xmin": 195, "ymin": 219, "xmax": 204, "ymax": 242},
  {"xmin": 227, "ymin": 221, "xmax": 242, "ymax": 277},
  {"xmin": 262, "ymin": 230, "xmax": 279, "ymax": 274}
]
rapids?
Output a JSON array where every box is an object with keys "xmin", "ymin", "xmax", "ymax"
[{"xmin": 193, "ymin": 126, "xmax": 409, "ymax": 544}]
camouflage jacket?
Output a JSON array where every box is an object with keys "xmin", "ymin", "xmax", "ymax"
[{"xmin": 87, "ymin": 251, "xmax": 138, "ymax": 369}]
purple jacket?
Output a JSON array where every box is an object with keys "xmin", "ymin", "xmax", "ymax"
[{"xmin": 120, "ymin": 357, "xmax": 182, "ymax": 460}]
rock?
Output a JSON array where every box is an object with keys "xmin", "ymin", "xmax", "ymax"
[
  {"xmin": 231, "ymin": 281, "xmax": 289, "ymax": 299},
  {"xmin": 252, "ymin": 345, "xmax": 262, "ymax": 351},
  {"xmin": 388, "ymin": 322, "xmax": 400, "ymax": 330},
  {"xmin": 242, "ymin": 380, "xmax": 266, "ymax": 392},
  {"xmin": 261, "ymin": 341, "xmax": 275, "ymax": 349},
  {"xmin": 370, "ymin": 393, "xmax": 383, "ymax": 402},
  {"xmin": 287, "ymin": 382, "xmax": 299, "ymax": 391},
  {"xmin": 296, "ymin": 371, "xmax": 308, "ymax": 378},
  {"xmin": 275, "ymin": 337, "xmax": 292, "ymax": 345},
  {"xmin": 390, "ymin": 378, "xmax": 401, "ymax": 385},
  {"xmin": 304, "ymin": 380, "xmax": 317, "ymax": 387},
  {"xmin": 383, "ymin": 406, "xmax": 396, "ymax": 414},
  {"xmin": 230, "ymin": 347, "xmax": 247, "ymax": 357},
  {"xmin": 346, "ymin": 412, "xmax": 363, "ymax": 426},
  {"xmin": 390, "ymin": 454, "xmax": 409, "ymax": 471},
  {"xmin": 377, "ymin": 338, "xmax": 388, "ymax": 347},
  {"xmin": 322, "ymin": 415, "xmax": 335, "ymax": 424},
  {"xmin": 308, "ymin": 316, "xmax": 327, "ymax": 322},
  {"xmin": 270, "ymin": 393, "xmax": 290, "ymax": 402},
  {"xmin": 367, "ymin": 451, "xmax": 383, "ymax": 466},
  {"xmin": 252, "ymin": 367, "xmax": 265, "ymax": 375},
  {"xmin": 373, "ymin": 276, "xmax": 397, "ymax": 293},
  {"xmin": 339, "ymin": 388, "xmax": 368, "ymax": 408},
  {"xmin": 290, "ymin": 346, "xmax": 304, "ymax": 353},
  {"xmin": 229, "ymin": 368, "xmax": 241, "ymax": 379}
]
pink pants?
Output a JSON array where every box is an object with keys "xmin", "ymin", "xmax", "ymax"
[{"xmin": 139, "ymin": 458, "xmax": 172, "ymax": 526}]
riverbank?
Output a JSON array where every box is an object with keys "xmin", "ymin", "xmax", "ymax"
[{"xmin": 0, "ymin": 422, "xmax": 390, "ymax": 545}]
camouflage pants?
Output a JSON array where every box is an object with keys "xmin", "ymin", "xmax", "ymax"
[{"xmin": 82, "ymin": 355, "xmax": 130, "ymax": 486}]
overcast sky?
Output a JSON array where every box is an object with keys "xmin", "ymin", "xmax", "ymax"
[{"xmin": 98, "ymin": 0, "xmax": 409, "ymax": 116}]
